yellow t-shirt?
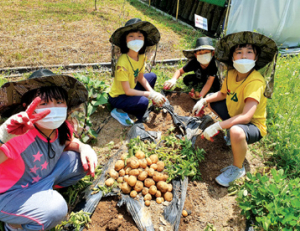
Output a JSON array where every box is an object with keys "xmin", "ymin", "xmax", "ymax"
[
  {"xmin": 220, "ymin": 69, "xmax": 267, "ymax": 136},
  {"xmin": 109, "ymin": 54, "xmax": 146, "ymax": 98}
]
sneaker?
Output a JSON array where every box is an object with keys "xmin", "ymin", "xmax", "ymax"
[
  {"xmin": 111, "ymin": 108, "xmax": 134, "ymax": 126},
  {"xmin": 215, "ymin": 165, "xmax": 245, "ymax": 187},
  {"xmin": 224, "ymin": 129, "xmax": 231, "ymax": 146}
]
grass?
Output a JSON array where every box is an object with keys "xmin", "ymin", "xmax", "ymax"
[{"xmin": 0, "ymin": 0, "xmax": 203, "ymax": 68}]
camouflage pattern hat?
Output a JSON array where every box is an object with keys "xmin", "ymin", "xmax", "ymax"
[
  {"xmin": 183, "ymin": 37, "xmax": 215, "ymax": 59},
  {"xmin": 0, "ymin": 69, "xmax": 88, "ymax": 117},
  {"xmin": 215, "ymin": 31, "xmax": 278, "ymax": 69},
  {"xmin": 109, "ymin": 18, "xmax": 160, "ymax": 47}
]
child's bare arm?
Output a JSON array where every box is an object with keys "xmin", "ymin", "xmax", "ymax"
[
  {"xmin": 219, "ymin": 98, "xmax": 258, "ymax": 129},
  {"xmin": 0, "ymin": 149, "xmax": 8, "ymax": 164},
  {"xmin": 199, "ymin": 76, "xmax": 215, "ymax": 97}
]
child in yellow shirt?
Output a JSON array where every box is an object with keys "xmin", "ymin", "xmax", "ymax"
[{"xmin": 192, "ymin": 31, "xmax": 277, "ymax": 186}]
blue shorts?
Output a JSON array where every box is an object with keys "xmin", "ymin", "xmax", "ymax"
[{"xmin": 210, "ymin": 100, "xmax": 262, "ymax": 144}]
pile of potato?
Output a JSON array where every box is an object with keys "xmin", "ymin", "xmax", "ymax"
[{"xmin": 105, "ymin": 150, "xmax": 173, "ymax": 206}]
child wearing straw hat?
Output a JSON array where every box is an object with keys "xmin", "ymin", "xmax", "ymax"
[
  {"xmin": 163, "ymin": 37, "xmax": 220, "ymax": 98},
  {"xmin": 0, "ymin": 69, "xmax": 97, "ymax": 231},
  {"xmin": 192, "ymin": 31, "xmax": 278, "ymax": 187},
  {"xmin": 108, "ymin": 18, "xmax": 166, "ymax": 125}
]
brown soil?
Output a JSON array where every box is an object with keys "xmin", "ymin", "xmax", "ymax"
[{"xmin": 86, "ymin": 93, "xmax": 265, "ymax": 230}]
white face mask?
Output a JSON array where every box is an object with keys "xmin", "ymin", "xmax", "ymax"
[
  {"xmin": 197, "ymin": 53, "xmax": 212, "ymax": 65},
  {"xmin": 127, "ymin": 40, "xmax": 144, "ymax": 52},
  {"xmin": 233, "ymin": 59, "xmax": 256, "ymax": 74},
  {"xmin": 35, "ymin": 107, "xmax": 67, "ymax": 130}
]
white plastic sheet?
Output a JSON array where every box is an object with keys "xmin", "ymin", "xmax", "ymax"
[{"xmin": 226, "ymin": 0, "xmax": 300, "ymax": 50}]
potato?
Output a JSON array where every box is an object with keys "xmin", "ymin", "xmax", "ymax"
[
  {"xmin": 156, "ymin": 197, "xmax": 164, "ymax": 204},
  {"xmin": 125, "ymin": 167, "xmax": 132, "ymax": 175},
  {"xmin": 157, "ymin": 181, "xmax": 168, "ymax": 193},
  {"xmin": 128, "ymin": 176, "xmax": 137, "ymax": 187},
  {"xmin": 138, "ymin": 168, "xmax": 144, "ymax": 174},
  {"xmin": 156, "ymin": 161, "xmax": 165, "ymax": 172},
  {"xmin": 144, "ymin": 193, "xmax": 152, "ymax": 201},
  {"xmin": 139, "ymin": 159, "xmax": 147, "ymax": 169},
  {"xmin": 135, "ymin": 150, "xmax": 145, "ymax": 159},
  {"xmin": 117, "ymin": 177, "xmax": 124, "ymax": 183},
  {"xmin": 120, "ymin": 182, "xmax": 131, "ymax": 194},
  {"xmin": 182, "ymin": 210, "xmax": 188, "ymax": 217},
  {"xmin": 119, "ymin": 169, "xmax": 125, "ymax": 177},
  {"xmin": 129, "ymin": 169, "xmax": 140, "ymax": 176},
  {"xmin": 142, "ymin": 187, "xmax": 149, "ymax": 196},
  {"xmin": 146, "ymin": 158, "xmax": 152, "ymax": 166},
  {"xmin": 150, "ymin": 164, "xmax": 158, "ymax": 171},
  {"xmin": 130, "ymin": 190, "xmax": 137, "ymax": 198},
  {"xmin": 138, "ymin": 171, "xmax": 148, "ymax": 181},
  {"xmin": 145, "ymin": 200, "xmax": 151, "ymax": 206},
  {"xmin": 115, "ymin": 160, "xmax": 125, "ymax": 171},
  {"xmin": 144, "ymin": 178, "xmax": 155, "ymax": 188},
  {"xmin": 130, "ymin": 159, "xmax": 140, "ymax": 169},
  {"xmin": 134, "ymin": 181, "xmax": 144, "ymax": 192},
  {"xmin": 155, "ymin": 190, "xmax": 162, "ymax": 198},
  {"xmin": 105, "ymin": 178, "xmax": 115, "ymax": 187},
  {"xmin": 126, "ymin": 157, "xmax": 137, "ymax": 167},
  {"xmin": 149, "ymin": 185, "xmax": 157, "ymax": 195},
  {"xmin": 167, "ymin": 183, "xmax": 173, "ymax": 192},
  {"xmin": 162, "ymin": 174, "xmax": 168, "ymax": 182},
  {"xmin": 153, "ymin": 172, "xmax": 164, "ymax": 182},
  {"xmin": 164, "ymin": 192, "xmax": 173, "ymax": 202},
  {"xmin": 124, "ymin": 175, "xmax": 129, "ymax": 183},
  {"xmin": 149, "ymin": 154, "xmax": 158, "ymax": 164},
  {"xmin": 109, "ymin": 169, "xmax": 119, "ymax": 180},
  {"xmin": 121, "ymin": 153, "xmax": 128, "ymax": 161},
  {"xmin": 148, "ymin": 168, "xmax": 155, "ymax": 177}
]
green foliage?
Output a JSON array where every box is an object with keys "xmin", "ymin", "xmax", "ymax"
[
  {"xmin": 127, "ymin": 135, "xmax": 205, "ymax": 181},
  {"xmin": 55, "ymin": 210, "xmax": 91, "ymax": 231},
  {"xmin": 73, "ymin": 73, "xmax": 109, "ymax": 143},
  {"xmin": 236, "ymin": 169, "xmax": 300, "ymax": 230},
  {"xmin": 0, "ymin": 221, "xmax": 4, "ymax": 231}
]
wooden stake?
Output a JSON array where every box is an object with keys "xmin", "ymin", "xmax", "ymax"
[
  {"xmin": 176, "ymin": 0, "xmax": 180, "ymax": 21},
  {"xmin": 149, "ymin": 0, "xmax": 151, "ymax": 6}
]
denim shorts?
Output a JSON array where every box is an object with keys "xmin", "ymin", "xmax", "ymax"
[{"xmin": 210, "ymin": 100, "xmax": 262, "ymax": 144}]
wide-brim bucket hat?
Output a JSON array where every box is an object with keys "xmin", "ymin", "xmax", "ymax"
[
  {"xmin": 183, "ymin": 37, "xmax": 215, "ymax": 59},
  {"xmin": 215, "ymin": 31, "xmax": 278, "ymax": 69},
  {"xmin": 0, "ymin": 69, "xmax": 88, "ymax": 117},
  {"xmin": 109, "ymin": 18, "xmax": 160, "ymax": 47}
]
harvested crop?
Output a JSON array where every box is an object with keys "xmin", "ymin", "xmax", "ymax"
[
  {"xmin": 119, "ymin": 169, "xmax": 125, "ymax": 177},
  {"xmin": 142, "ymin": 187, "xmax": 149, "ymax": 195},
  {"xmin": 146, "ymin": 158, "xmax": 152, "ymax": 166},
  {"xmin": 145, "ymin": 200, "xmax": 151, "ymax": 206},
  {"xmin": 157, "ymin": 181, "xmax": 168, "ymax": 193},
  {"xmin": 128, "ymin": 176, "xmax": 137, "ymax": 187},
  {"xmin": 137, "ymin": 168, "xmax": 144, "ymax": 174},
  {"xmin": 149, "ymin": 185, "xmax": 157, "ymax": 195},
  {"xmin": 144, "ymin": 178, "xmax": 155, "ymax": 188},
  {"xmin": 149, "ymin": 154, "xmax": 158, "ymax": 164},
  {"xmin": 129, "ymin": 169, "xmax": 140, "ymax": 176},
  {"xmin": 109, "ymin": 169, "xmax": 119, "ymax": 180},
  {"xmin": 135, "ymin": 150, "xmax": 145, "ymax": 159},
  {"xmin": 120, "ymin": 182, "xmax": 131, "ymax": 194},
  {"xmin": 105, "ymin": 178, "xmax": 115, "ymax": 187},
  {"xmin": 162, "ymin": 174, "xmax": 168, "ymax": 181},
  {"xmin": 134, "ymin": 181, "xmax": 143, "ymax": 192},
  {"xmin": 148, "ymin": 168, "xmax": 155, "ymax": 177},
  {"xmin": 138, "ymin": 171, "xmax": 148, "ymax": 181},
  {"xmin": 125, "ymin": 167, "xmax": 132, "ymax": 175},
  {"xmin": 144, "ymin": 193, "xmax": 152, "ymax": 201},
  {"xmin": 115, "ymin": 160, "xmax": 125, "ymax": 171},
  {"xmin": 155, "ymin": 191, "xmax": 162, "ymax": 198},
  {"xmin": 123, "ymin": 175, "xmax": 129, "ymax": 183},
  {"xmin": 153, "ymin": 172, "xmax": 164, "ymax": 182},
  {"xmin": 164, "ymin": 192, "xmax": 173, "ymax": 202},
  {"xmin": 182, "ymin": 210, "xmax": 188, "ymax": 217},
  {"xmin": 139, "ymin": 159, "xmax": 147, "ymax": 169},
  {"xmin": 167, "ymin": 183, "xmax": 173, "ymax": 192},
  {"xmin": 130, "ymin": 190, "xmax": 137, "ymax": 198},
  {"xmin": 150, "ymin": 164, "xmax": 158, "ymax": 170},
  {"xmin": 117, "ymin": 177, "xmax": 124, "ymax": 183},
  {"xmin": 156, "ymin": 161, "xmax": 165, "ymax": 172},
  {"xmin": 156, "ymin": 197, "xmax": 163, "ymax": 204},
  {"xmin": 121, "ymin": 153, "xmax": 128, "ymax": 161},
  {"xmin": 130, "ymin": 159, "xmax": 140, "ymax": 169}
]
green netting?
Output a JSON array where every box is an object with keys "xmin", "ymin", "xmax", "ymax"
[{"xmin": 199, "ymin": 0, "xmax": 227, "ymax": 7}]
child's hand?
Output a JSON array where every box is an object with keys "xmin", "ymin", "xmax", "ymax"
[
  {"xmin": 149, "ymin": 91, "xmax": 167, "ymax": 107},
  {"xmin": 163, "ymin": 79, "xmax": 177, "ymax": 90},
  {"xmin": 192, "ymin": 98, "xmax": 207, "ymax": 116},
  {"xmin": 201, "ymin": 122, "xmax": 222, "ymax": 142},
  {"xmin": 79, "ymin": 144, "xmax": 98, "ymax": 177},
  {"xmin": 0, "ymin": 97, "xmax": 50, "ymax": 144}
]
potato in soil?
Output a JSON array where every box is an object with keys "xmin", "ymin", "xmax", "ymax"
[
  {"xmin": 144, "ymin": 178, "xmax": 155, "ymax": 188},
  {"xmin": 105, "ymin": 178, "xmax": 115, "ymax": 187},
  {"xmin": 134, "ymin": 181, "xmax": 144, "ymax": 192},
  {"xmin": 128, "ymin": 176, "xmax": 137, "ymax": 187},
  {"xmin": 120, "ymin": 182, "xmax": 131, "ymax": 194},
  {"xmin": 149, "ymin": 154, "xmax": 158, "ymax": 164},
  {"xmin": 130, "ymin": 190, "xmax": 137, "ymax": 198},
  {"xmin": 115, "ymin": 160, "xmax": 125, "ymax": 171},
  {"xmin": 138, "ymin": 171, "xmax": 148, "ymax": 181},
  {"xmin": 135, "ymin": 150, "xmax": 145, "ymax": 159},
  {"xmin": 149, "ymin": 185, "xmax": 157, "ymax": 195},
  {"xmin": 109, "ymin": 169, "xmax": 119, "ymax": 180}
]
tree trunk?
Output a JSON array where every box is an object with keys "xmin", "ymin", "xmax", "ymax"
[
  {"xmin": 182, "ymin": 0, "xmax": 195, "ymax": 20},
  {"xmin": 216, "ymin": 7, "xmax": 227, "ymax": 35},
  {"xmin": 211, "ymin": 6, "xmax": 222, "ymax": 32},
  {"xmin": 178, "ymin": 0, "xmax": 185, "ymax": 18},
  {"xmin": 166, "ymin": 0, "xmax": 174, "ymax": 14},
  {"xmin": 206, "ymin": 4, "xmax": 216, "ymax": 31},
  {"xmin": 200, "ymin": 2, "xmax": 210, "ymax": 18},
  {"xmin": 189, "ymin": 1, "xmax": 199, "ymax": 22}
]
